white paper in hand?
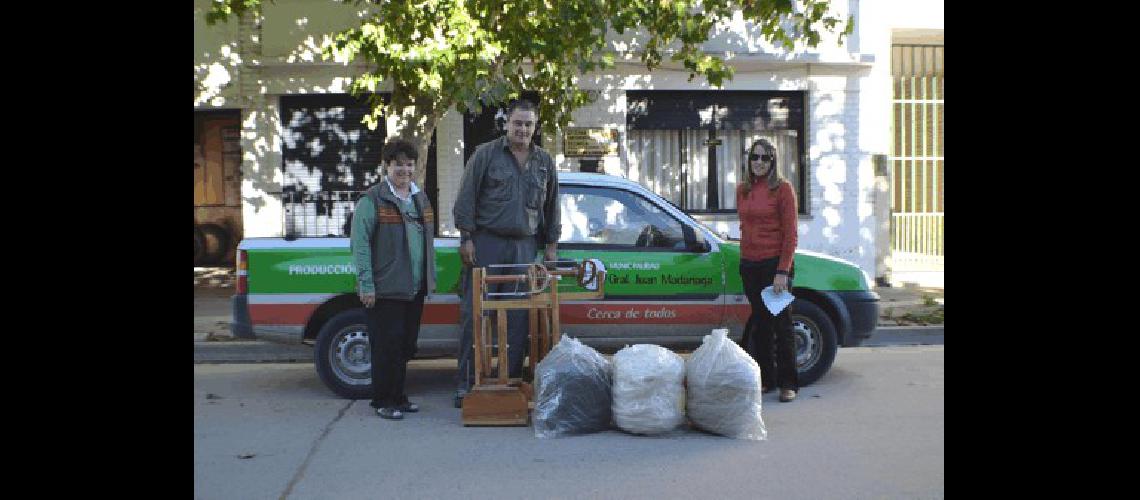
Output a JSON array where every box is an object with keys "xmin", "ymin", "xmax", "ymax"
[{"xmin": 760, "ymin": 285, "xmax": 795, "ymax": 315}]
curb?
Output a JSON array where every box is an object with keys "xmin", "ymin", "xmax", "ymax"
[
  {"xmin": 194, "ymin": 341, "xmax": 313, "ymax": 364},
  {"xmin": 860, "ymin": 325, "xmax": 943, "ymax": 347}
]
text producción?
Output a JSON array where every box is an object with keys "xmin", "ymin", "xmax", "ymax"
[{"xmin": 287, "ymin": 264, "xmax": 356, "ymax": 275}]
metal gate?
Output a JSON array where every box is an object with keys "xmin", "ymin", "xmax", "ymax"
[
  {"xmin": 890, "ymin": 44, "xmax": 944, "ymax": 271},
  {"xmin": 278, "ymin": 94, "xmax": 440, "ymax": 238}
]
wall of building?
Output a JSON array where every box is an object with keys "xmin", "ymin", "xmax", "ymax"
[
  {"xmin": 434, "ymin": 110, "xmax": 466, "ymax": 237},
  {"xmin": 492, "ymin": 59, "xmax": 876, "ymax": 273},
  {"xmin": 193, "ymin": 0, "xmax": 242, "ymax": 108},
  {"xmin": 857, "ymin": 0, "xmax": 944, "ymax": 282},
  {"xmin": 603, "ymin": 0, "xmax": 857, "ymax": 61},
  {"xmin": 192, "ymin": 0, "xmax": 947, "ymax": 277}
]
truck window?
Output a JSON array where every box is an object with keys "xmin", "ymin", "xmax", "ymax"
[{"xmin": 559, "ymin": 186, "xmax": 686, "ymax": 250}]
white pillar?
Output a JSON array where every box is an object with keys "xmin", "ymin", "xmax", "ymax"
[
  {"xmin": 434, "ymin": 109, "xmax": 465, "ymax": 236},
  {"xmin": 240, "ymin": 95, "xmax": 285, "ymax": 237}
]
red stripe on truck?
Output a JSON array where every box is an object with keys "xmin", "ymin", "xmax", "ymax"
[
  {"xmin": 249, "ymin": 304, "xmax": 320, "ymax": 325},
  {"xmin": 559, "ymin": 303, "xmax": 723, "ymax": 324},
  {"xmin": 249, "ymin": 302, "xmax": 459, "ymax": 327},
  {"xmin": 726, "ymin": 303, "xmax": 752, "ymax": 323},
  {"xmin": 423, "ymin": 303, "xmax": 459, "ymax": 324},
  {"xmin": 421, "ymin": 303, "xmax": 727, "ymax": 325},
  {"xmin": 249, "ymin": 302, "xmax": 747, "ymax": 328}
]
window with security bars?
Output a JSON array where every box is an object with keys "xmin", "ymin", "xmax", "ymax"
[
  {"xmin": 890, "ymin": 44, "xmax": 944, "ymax": 261},
  {"xmin": 624, "ymin": 129, "xmax": 802, "ymax": 213},
  {"xmin": 279, "ymin": 94, "xmax": 388, "ymax": 238},
  {"xmin": 623, "ymin": 90, "xmax": 807, "ymax": 214},
  {"xmin": 282, "ymin": 190, "xmax": 364, "ymax": 238}
]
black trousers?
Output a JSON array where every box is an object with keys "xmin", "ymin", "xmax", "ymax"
[
  {"xmin": 739, "ymin": 257, "xmax": 799, "ymax": 391},
  {"xmin": 367, "ymin": 292, "xmax": 425, "ymax": 408}
]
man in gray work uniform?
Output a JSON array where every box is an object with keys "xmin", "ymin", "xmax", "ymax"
[{"xmin": 452, "ymin": 98, "xmax": 560, "ymax": 407}]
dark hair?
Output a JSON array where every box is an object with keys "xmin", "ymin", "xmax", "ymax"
[
  {"xmin": 738, "ymin": 138, "xmax": 785, "ymax": 197},
  {"xmin": 506, "ymin": 98, "xmax": 539, "ymax": 118},
  {"xmin": 381, "ymin": 137, "xmax": 418, "ymax": 163}
]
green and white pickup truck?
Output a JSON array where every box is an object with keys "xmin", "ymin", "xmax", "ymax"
[{"xmin": 232, "ymin": 173, "xmax": 880, "ymax": 399}]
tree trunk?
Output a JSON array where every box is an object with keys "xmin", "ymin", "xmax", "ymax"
[{"xmin": 385, "ymin": 86, "xmax": 446, "ymax": 190}]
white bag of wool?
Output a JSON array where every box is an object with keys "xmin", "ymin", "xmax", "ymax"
[
  {"xmin": 532, "ymin": 335, "xmax": 613, "ymax": 438},
  {"xmin": 611, "ymin": 344, "xmax": 686, "ymax": 435},
  {"xmin": 685, "ymin": 328, "xmax": 767, "ymax": 440}
]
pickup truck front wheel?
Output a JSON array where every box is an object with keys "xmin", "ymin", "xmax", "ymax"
[
  {"xmin": 314, "ymin": 309, "xmax": 373, "ymax": 399},
  {"xmin": 790, "ymin": 300, "xmax": 838, "ymax": 387}
]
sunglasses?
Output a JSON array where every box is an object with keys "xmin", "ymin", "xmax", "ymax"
[{"xmin": 748, "ymin": 153, "xmax": 774, "ymax": 162}]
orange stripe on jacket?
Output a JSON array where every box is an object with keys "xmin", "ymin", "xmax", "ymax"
[{"xmin": 376, "ymin": 206, "xmax": 403, "ymax": 225}]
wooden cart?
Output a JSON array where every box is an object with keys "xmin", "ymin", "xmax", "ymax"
[{"xmin": 461, "ymin": 259, "xmax": 606, "ymax": 426}]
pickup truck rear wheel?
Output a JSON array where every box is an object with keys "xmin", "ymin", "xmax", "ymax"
[
  {"xmin": 790, "ymin": 300, "xmax": 838, "ymax": 387},
  {"xmin": 314, "ymin": 309, "xmax": 373, "ymax": 399}
]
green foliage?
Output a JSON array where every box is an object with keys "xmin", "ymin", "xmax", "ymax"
[
  {"xmin": 205, "ymin": 0, "xmax": 266, "ymax": 26},
  {"xmin": 899, "ymin": 308, "xmax": 944, "ymax": 325},
  {"xmin": 206, "ymin": 0, "xmax": 851, "ymax": 138}
]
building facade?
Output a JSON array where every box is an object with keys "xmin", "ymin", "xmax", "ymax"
[{"xmin": 193, "ymin": 0, "xmax": 944, "ymax": 281}]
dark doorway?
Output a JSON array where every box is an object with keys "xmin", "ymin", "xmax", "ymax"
[
  {"xmin": 194, "ymin": 109, "xmax": 242, "ymax": 267},
  {"xmin": 578, "ymin": 158, "xmax": 600, "ymax": 173}
]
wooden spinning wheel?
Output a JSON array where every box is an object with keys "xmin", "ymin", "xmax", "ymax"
[{"xmin": 461, "ymin": 259, "xmax": 606, "ymax": 426}]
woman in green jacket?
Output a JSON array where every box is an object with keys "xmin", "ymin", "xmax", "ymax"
[{"xmin": 350, "ymin": 138, "xmax": 437, "ymax": 420}]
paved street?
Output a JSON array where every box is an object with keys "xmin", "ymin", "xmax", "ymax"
[
  {"xmin": 194, "ymin": 344, "xmax": 944, "ymax": 499},
  {"xmin": 194, "ymin": 273, "xmax": 944, "ymax": 499}
]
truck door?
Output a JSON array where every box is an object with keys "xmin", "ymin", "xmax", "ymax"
[{"xmin": 555, "ymin": 184, "xmax": 723, "ymax": 347}]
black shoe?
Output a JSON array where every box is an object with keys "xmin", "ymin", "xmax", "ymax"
[
  {"xmin": 453, "ymin": 390, "xmax": 467, "ymax": 408},
  {"xmin": 377, "ymin": 407, "xmax": 404, "ymax": 420},
  {"xmin": 398, "ymin": 401, "xmax": 419, "ymax": 413}
]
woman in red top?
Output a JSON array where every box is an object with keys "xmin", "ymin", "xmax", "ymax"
[{"xmin": 736, "ymin": 138, "xmax": 799, "ymax": 402}]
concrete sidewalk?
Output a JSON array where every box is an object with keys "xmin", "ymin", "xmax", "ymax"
[
  {"xmin": 193, "ymin": 285, "xmax": 233, "ymax": 342},
  {"xmin": 875, "ymin": 283, "xmax": 944, "ymax": 326}
]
